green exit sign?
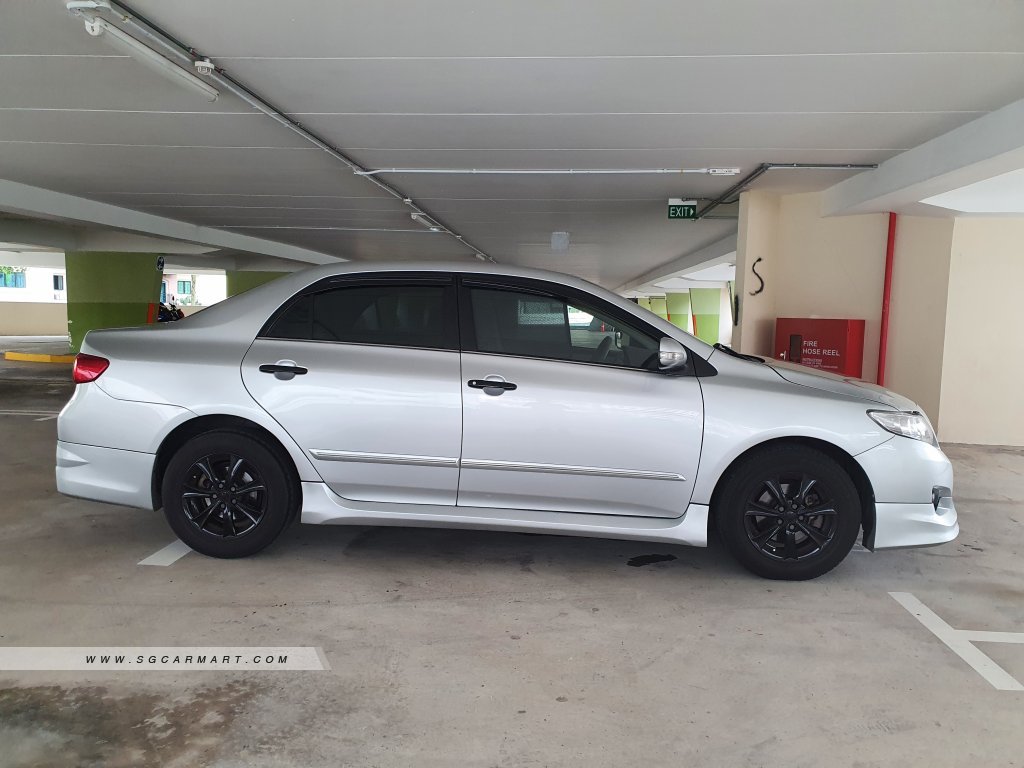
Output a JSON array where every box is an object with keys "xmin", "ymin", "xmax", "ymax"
[{"xmin": 668, "ymin": 199, "xmax": 698, "ymax": 219}]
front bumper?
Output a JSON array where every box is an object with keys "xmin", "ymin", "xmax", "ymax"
[
  {"xmin": 855, "ymin": 436, "xmax": 959, "ymax": 550},
  {"xmin": 869, "ymin": 497, "xmax": 959, "ymax": 549},
  {"xmin": 56, "ymin": 440, "xmax": 155, "ymax": 510}
]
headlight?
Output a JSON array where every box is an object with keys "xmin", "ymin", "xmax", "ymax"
[{"xmin": 867, "ymin": 410, "xmax": 938, "ymax": 447}]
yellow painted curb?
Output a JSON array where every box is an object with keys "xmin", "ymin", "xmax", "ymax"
[{"xmin": 3, "ymin": 351, "xmax": 76, "ymax": 364}]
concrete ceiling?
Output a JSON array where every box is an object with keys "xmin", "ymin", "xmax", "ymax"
[{"xmin": 2, "ymin": 0, "xmax": 1024, "ymax": 286}]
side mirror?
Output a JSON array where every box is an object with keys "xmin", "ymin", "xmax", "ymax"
[{"xmin": 658, "ymin": 337, "xmax": 688, "ymax": 373}]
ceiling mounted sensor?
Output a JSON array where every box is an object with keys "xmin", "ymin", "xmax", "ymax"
[
  {"xmin": 551, "ymin": 231, "xmax": 570, "ymax": 252},
  {"xmin": 67, "ymin": 2, "xmax": 219, "ymax": 102}
]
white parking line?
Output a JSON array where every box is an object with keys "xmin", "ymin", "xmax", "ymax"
[
  {"xmin": 0, "ymin": 409, "xmax": 59, "ymax": 418},
  {"xmin": 138, "ymin": 540, "xmax": 193, "ymax": 567},
  {"xmin": 890, "ymin": 591, "xmax": 1024, "ymax": 691}
]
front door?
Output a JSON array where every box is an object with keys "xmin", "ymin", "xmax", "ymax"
[
  {"xmin": 457, "ymin": 277, "xmax": 704, "ymax": 518},
  {"xmin": 241, "ymin": 275, "xmax": 462, "ymax": 505}
]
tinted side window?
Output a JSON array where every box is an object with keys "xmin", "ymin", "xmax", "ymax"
[
  {"xmin": 267, "ymin": 284, "xmax": 454, "ymax": 350},
  {"xmin": 468, "ymin": 286, "xmax": 660, "ymax": 370},
  {"xmin": 470, "ymin": 288, "xmax": 571, "ymax": 359}
]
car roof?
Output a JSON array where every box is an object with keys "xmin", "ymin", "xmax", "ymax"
[{"xmin": 279, "ymin": 260, "xmax": 599, "ymax": 286}]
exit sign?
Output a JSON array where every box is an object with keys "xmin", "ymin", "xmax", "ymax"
[{"xmin": 668, "ymin": 199, "xmax": 698, "ymax": 219}]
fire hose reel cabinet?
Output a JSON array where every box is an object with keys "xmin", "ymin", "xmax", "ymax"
[{"xmin": 773, "ymin": 318, "xmax": 866, "ymax": 378}]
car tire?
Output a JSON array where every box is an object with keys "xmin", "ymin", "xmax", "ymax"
[
  {"xmin": 715, "ymin": 444, "xmax": 861, "ymax": 580},
  {"xmin": 161, "ymin": 430, "xmax": 297, "ymax": 558}
]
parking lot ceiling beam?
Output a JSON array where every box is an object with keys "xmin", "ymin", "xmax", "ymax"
[
  {"xmin": 0, "ymin": 219, "xmax": 214, "ymax": 254},
  {"xmin": 822, "ymin": 97, "xmax": 1024, "ymax": 216},
  {"xmin": 695, "ymin": 163, "xmax": 878, "ymax": 220},
  {"xmin": 86, "ymin": 0, "xmax": 495, "ymax": 264},
  {"xmin": 615, "ymin": 234, "xmax": 737, "ymax": 294},
  {"xmin": 0, "ymin": 219, "xmax": 78, "ymax": 252},
  {"xmin": 0, "ymin": 179, "xmax": 340, "ymax": 265}
]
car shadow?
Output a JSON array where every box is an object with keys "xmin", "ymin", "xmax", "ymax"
[{"xmin": 273, "ymin": 520, "xmax": 740, "ymax": 579}]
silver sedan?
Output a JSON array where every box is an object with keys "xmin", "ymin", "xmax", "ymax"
[{"xmin": 56, "ymin": 262, "xmax": 958, "ymax": 579}]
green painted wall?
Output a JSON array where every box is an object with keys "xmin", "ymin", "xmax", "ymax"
[
  {"xmin": 226, "ymin": 270, "xmax": 287, "ymax": 297},
  {"xmin": 689, "ymin": 287, "xmax": 721, "ymax": 345},
  {"xmin": 648, "ymin": 296, "xmax": 668, "ymax": 320},
  {"xmin": 637, "ymin": 297, "xmax": 653, "ymax": 312},
  {"xmin": 665, "ymin": 292, "xmax": 691, "ymax": 331},
  {"xmin": 65, "ymin": 251, "xmax": 164, "ymax": 353}
]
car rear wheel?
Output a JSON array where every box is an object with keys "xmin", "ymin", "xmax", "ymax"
[
  {"xmin": 162, "ymin": 431, "xmax": 297, "ymax": 558},
  {"xmin": 716, "ymin": 445, "xmax": 862, "ymax": 580}
]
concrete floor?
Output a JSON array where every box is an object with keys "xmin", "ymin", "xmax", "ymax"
[{"xmin": 0, "ymin": 369, "xmax": 1022, "ymax": 768}]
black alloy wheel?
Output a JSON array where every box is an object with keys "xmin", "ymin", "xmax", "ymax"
[
  {"xmin": 162, "ymin": 431, "xmax": 297, "ymax": 558},
  {"xmin": 743, "ymin": 474, "xmax": 838, "ymax": 561},
  {"xmin": 716, "ymin": 445, "xmax": 861, "ymax": 580},
  {"xmin": 180, "ymin": 454, "xmax": 267, "ymax": 538}
]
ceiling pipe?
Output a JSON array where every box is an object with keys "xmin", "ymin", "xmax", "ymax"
[
  {"xmin": 76, "ymin": 0, "xmax": 497, "ymax": 263},
  {"xmin": 877, "ymin": 212, "xmax": 897, "ymax": 387},
  {"xmin": 356, "ymin": 167, "xmax": 743, "ymax": 177},
  {"xmin": 695, "ymin": 162, "xmax": 878, "ymax": 219}
]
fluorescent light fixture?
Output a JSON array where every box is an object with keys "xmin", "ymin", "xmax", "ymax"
[
  {"xmin": 410, "ymin": 213, "xmax": 441, "ymax": 232},
  {"xmin": 357, "ymin": 167, "xmax": 744, "ymax": 177},
  {"xmin": 76, "ymin": 15, "xmax": 219, "ymax": 102}
]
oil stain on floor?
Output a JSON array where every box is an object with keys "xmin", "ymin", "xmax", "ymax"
[{"xmin": 626, "ymin": 554, "xmax": 678, "ymax": 567}]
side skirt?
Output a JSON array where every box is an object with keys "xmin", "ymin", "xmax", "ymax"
[{"xmin": 299, "ymin": 482, "xmax": 708, "ymax": 547}]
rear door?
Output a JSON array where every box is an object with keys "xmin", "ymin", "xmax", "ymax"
[
  {"xmin": 457, "ymin": 276, "xmax": 704, "ymax": 518},
  {"xmin": 241, "ymin": 273, "xmax": 463, "ymax": 505}
]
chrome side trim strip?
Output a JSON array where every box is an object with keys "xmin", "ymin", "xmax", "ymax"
[
  {"xmin": 460, "ymin": 458, "xmax": 685, "ymax": 482},
  {"xmin": 309, "ymin": 451, "xmax": 683, "ymax": 481},
  {"xmin": 309, "ymin": 450, "xmax": 458, "ymax": 468}
]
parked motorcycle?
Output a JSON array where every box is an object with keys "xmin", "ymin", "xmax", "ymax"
[{"xmin": 157, "ymin": 300, "xmax": 185, "ymax": 322}]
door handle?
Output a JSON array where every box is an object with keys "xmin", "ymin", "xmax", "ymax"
[
  {"xmin": 468, "ymin": 379, "xmax": 517, "ymax": 391},
  {"xmin": 259, "ymin": 364, "xmax": 308, "ymax": 375}
]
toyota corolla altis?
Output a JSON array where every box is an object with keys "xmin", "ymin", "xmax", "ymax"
[{"xmin": 56, "ymin": 262, "xmax": 958, "ymax": 579}]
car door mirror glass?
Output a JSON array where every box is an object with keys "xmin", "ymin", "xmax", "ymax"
[{"xmin": 658, "ymin": 337, "xmax": 688, "ymax": 372}]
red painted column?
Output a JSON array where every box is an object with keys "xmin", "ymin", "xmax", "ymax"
[{"xmin": 877, "ymin": 212, "xmax": 897, "ymax": 386}]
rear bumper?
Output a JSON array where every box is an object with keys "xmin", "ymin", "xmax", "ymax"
[
  {"xmin": 869, "ymin": 497, "xmax": 959, "ymax": 550},
  {"xmin": 56, "ymin": 440, "xmax": 155, "ymax": 510}
]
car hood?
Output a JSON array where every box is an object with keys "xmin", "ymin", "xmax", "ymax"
[{"xmin": 765, "ymin": 359, "xmax": 918, "ymax": 410}]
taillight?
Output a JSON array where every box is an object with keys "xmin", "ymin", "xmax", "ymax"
[{"xmin": 72, "ymin": 353, "xmax": 109, "ymax": 384}]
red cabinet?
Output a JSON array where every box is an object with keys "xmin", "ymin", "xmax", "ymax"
[{"xmin": 773, "ymin": 318, "xmax": 866, "ymax": 378}]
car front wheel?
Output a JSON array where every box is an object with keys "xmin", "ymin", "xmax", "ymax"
[
  {"xmin": 161, "ymin": 431, "xmax": 297, "ymax": 558},
  {"xmin": 716, "ymin": 445, "xmax": 862, "ymax": 580}
]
